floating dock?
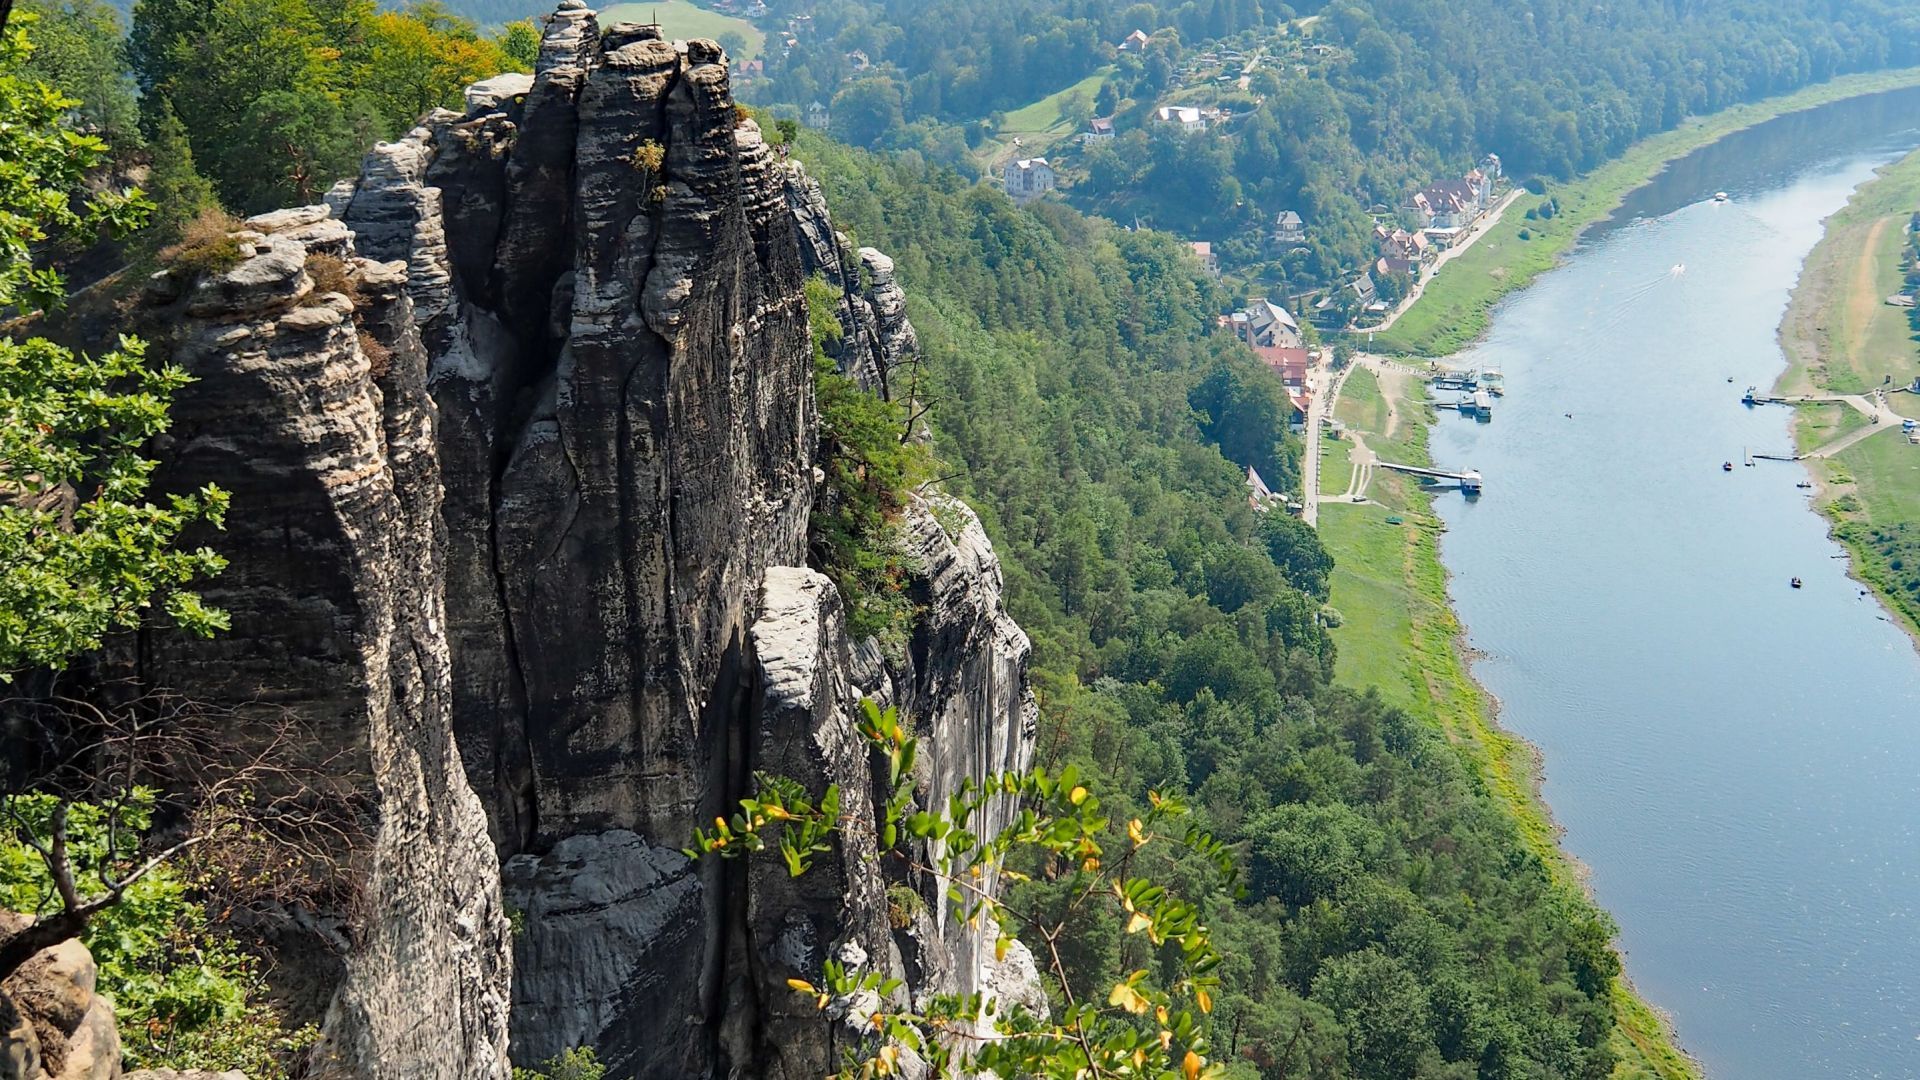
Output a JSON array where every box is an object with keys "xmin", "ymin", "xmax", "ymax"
[{"xmin": 1377, "ymin": 461, "xmax": 1484, "ymax": 493}]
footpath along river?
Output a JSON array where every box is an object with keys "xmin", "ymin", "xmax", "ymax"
[{"xmin": 1429, "ymin": 86, "xmax": 1920, "ymax": 1079}]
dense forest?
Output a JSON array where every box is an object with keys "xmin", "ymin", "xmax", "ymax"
[{"xmin": 797, "ymin": 131, "xmax": 1627, "ymax": 1079}]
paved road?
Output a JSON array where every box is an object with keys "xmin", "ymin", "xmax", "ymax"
[
  {"xmin": 1301, "ymin": 353, "xmax": 1331, "ymax": 526},
  {"xmin": 1356, "ymin": 188, "xmax": 1526, "ymax": 337},
  {"xmin": 1806, "ymin": 389, "xmax": 1910, "ymax": 458}
]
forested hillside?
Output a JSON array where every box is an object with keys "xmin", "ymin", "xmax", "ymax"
[
  {"xmin": 757, "ymin": 0, "xmax": 1920, "ymax": 292},
  {"xmin": 799, "ymin": 131, "xmax": 1635, "ymax": 1079}
]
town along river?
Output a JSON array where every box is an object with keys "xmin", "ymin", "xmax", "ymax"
[{"xmin": 1429, "ymin": 86, "xmax": 1920, "ymax": 1079}]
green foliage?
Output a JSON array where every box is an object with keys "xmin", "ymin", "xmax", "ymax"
[
  {"xmin": 0, "ymin": 794, "xmax": 306, "ymax": 1077},
  {"xmin": 497, "ymin": 18, "xmax": 542, "ymax": 71},
  {"xmin": 0, "ymin": 25, "xmax": 228, "ymax": 677},
  {"xmin": 15, "ymin": 0, "xmax": 140, "ymax": 150},
  {"xmin": 805, "ymin": 274, "xmax": 933, "ymax": 653},
  {"xmin": 793, "ymin": 133, "xmax": 1631, "ymax": 1079},
  {"xmin": 129, "ymin": 0, "xmax": 517, "ymax": 212},
  {"xmin": 137, "ymin": 100, "xmax": 221, "ymax": 250},
  {"xmin": 513, "ymin": 1047, "xmax": 608, "ymax": 1080},
  {"xmin": 694, "ymin": 702, "xmax": 1238, "ymax": 1080}
]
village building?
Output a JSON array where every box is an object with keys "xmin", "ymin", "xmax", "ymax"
[
  {"xmin": 1081, "ymin": 116, "xmax": 1116, "ymax": 142},
  {"xmin": 1154, "ymin": 105, "xmax": 1209, "ymax": 133},
  {"xmin": 1119, "ymin": 28, "xmax": 1152, "ymax": 52},
  {"xmin": 1375, "ymin": 224, "xmax": 1431, "ymax": 262},
  {"xmin": 1230, "ymin": 297, "xmax": 1305, "ymax": 349},
  {"xmin": 1189, "ymin": 241, "xmax": 1220, "ymax": 276},
  {"xmin": 730, "ymin": 58, "xmax": 765, "ymax": 81},
  {"xmin": 1002, "ymin": 157, "xmax": 1057, "ymax": 205},
  {"xmin": 1273, "ymin": 209, "xmax": 1307, "ymax": 245},
  {"xmin": 1246, "ymin": 466, "xmax": 1285, "ymax": 511},
  {"xmin": 805, "ymin": 100, "xmax": 830, "ymax": 130},
  {"xmin": 1351, "ymin": 272, "xmax": 1381, "ymax": 310},
  {"xmin": 846, "ymin": 49, "xmax": 871, "ymax": 71},
  {"xmin": 1252, "ymin": 344, "xmax": 1312, "ymax": 390}
]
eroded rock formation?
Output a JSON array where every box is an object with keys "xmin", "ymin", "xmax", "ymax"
[
  {"xmin": 106, "ymin": 4, "xmax": 1036, "ymax": 1075},
  {"xmin": 135, "ymin": 211, "xmax": 512, "ymax": 1080}
]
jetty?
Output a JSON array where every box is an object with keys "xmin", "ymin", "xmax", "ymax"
[{"xmin": 1376, "ymin": 461, "xmax": 1484, "ymax": 493}]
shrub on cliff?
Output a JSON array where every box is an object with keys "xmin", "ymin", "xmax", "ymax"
[
  {"xmin": 0, "ymin": 20, "xmax": 228, "ymax": 677},
  {"xmin": 805, "ymin": 274, "xmax": 933, "ymax": 655}
]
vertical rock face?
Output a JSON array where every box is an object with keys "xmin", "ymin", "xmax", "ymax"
[
  {"xmin": 133, "ymin": 211, "xmax": 512, "ymax": 1079},
  {"xmin": 115, "ymin": 5, "xmax": 1036, "ymax": 1076}
]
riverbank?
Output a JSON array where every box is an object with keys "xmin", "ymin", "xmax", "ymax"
[
  {"xmin": 1374, "ymin": 66, "xmax": 1920, "ymax": 356},
  {"xmin": 1316, "ymin": 369, "xmax": 1699, "ymax": 1080},
  {"xmin": 1777, "ymin": 148, "xmax": 1920, "ymax": 646}
]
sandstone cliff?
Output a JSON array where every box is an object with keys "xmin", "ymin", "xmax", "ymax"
[{"xmin": 103, "ymin": 4, "xmax": 1038, "ymax": 1076}]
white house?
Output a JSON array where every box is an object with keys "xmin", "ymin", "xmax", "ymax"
[
  {"xmin": 1003, "ymin": 157, "xmax": 1057, "ymax": 205},
  {"xmin": 1081, "ymin": 116, "xmax": 1116, "ymax": 142},
  {"xmin": 1272, "ymin": 209, "xmax": 1306, "ymax": 244},
  {"xmin": 1154, "ymin": 105, "xmax": 1207, "ymax": 133},
  {"xmin": 805, "ymin": 100, "xmax": 830, "ymax": 130},
  {"xmin": 1119, "ymin": 28, "xmax": 1152, "ymax": 52}
]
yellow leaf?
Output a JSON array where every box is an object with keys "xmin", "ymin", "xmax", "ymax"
[
  {"xmin": 1183, "ymin": 1050, "xmax": 1202, "ymax": 1080},
  {"xmin": 1081, "ymin": 856, "xmax": 1100, "ymax": 872},
  {"xmin": 995, "ymin": 937, "xmax": 1010, "ymax": 962},
  {"xmin": 1107, "ymin": 981, "xmax": 1149, "ymax": 1015},
  {"xmin": 1126, "ymin": 911, "xmax": 1152, "ymax": 935},
  {"xmin": 786, "ymin": 978, "xmax": 815, "ymax": 993},
  {"xmin": 1158, "ymin": 1028, "xmax": 1173, "ymax": 1051},
  {"xmin": 1155, "ymin": 1006, "xmax": 1169, "ymax": 1025},
  {"xmin": 1069, "ymin": 785, "xmax": 1088, "ymax": 805},
  {"xmin": 1128, "ymin": 818, "xmax": 1147, "ymax": 847},
  {"xmin": 1197, "ymin": 988, "xmax": 1213, "ymax": 1014},
  {"xmin": 878, "ymin": 1044, "xmax": 900, "ymax": 1075}
]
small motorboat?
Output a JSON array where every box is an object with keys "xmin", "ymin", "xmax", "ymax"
[
  {"xmin": 1796, "ymin": 481, "xmax": 1813, "ymax": 489},
  {"xmin": 1791, "ymin": 577, "xmax": 1803, "ymax": 589},
  {"xmin": 1723, "ymin": 461, "xmax": 1734, "ymax": 471},
  {"xmin": 1714, "ymin": 191, "xmax": 1730, "ymax": 203}
]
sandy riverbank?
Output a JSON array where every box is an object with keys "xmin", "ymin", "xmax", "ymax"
[{"xmin": 1775, "ymin": 148, "xmax": 1920, "ymax": 651}]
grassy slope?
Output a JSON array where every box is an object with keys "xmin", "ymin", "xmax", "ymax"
[
  {"xmin": 971, "ymin": 67, "xmax": 1114, "ymax": 170},
  {"xmin": 1778, "ymin": 148, "xmax": 1920, "ymax": 642},
  {"xmin": 1321, "ymin": 371, "xmax": 1697, "ymax": 1080},
  {"xmin": 1374, "ymin": 67, "xmax": 1920, "ymax": 356},
  {"xmin": 600, "ymin": 0, "xmax": 764, "ymax": 57},
  {"xmin": 1000, "ymin": 67, "xmax": 1112, "ymax": 136}
]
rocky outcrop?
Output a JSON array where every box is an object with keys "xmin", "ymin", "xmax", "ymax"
[
  {"xmin": 132, "ymin": 213, "xmax": 512, "ymax": 1079},
  {"xmin": 0, "ymin": 915, "xmax": 121, "ymax": 1080},
  {"xmin": 100, "ymin": 4, "xmax": 1036, "ymax": 1076},
  {"xmin": 784, "ymin": 165, "xmax": 919, "ymax": 396}
]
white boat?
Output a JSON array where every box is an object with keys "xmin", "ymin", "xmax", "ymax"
[{"xmin": 1713, "ymin": 191, "xmax": 1730, "ymax": 202}]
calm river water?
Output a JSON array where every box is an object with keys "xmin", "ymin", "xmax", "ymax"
[{"xmin": 1431, "ymin": 87, "xmax": 1920, "ymax": 1079}]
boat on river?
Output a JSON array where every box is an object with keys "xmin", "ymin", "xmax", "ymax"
[
  {"xmin": 1714, "ymin": 191, "xmax": 1730, "ymax": 202},
  {"xmin": 1791, "ymin": 577, "xmax": 1803, "ymax": 589}
]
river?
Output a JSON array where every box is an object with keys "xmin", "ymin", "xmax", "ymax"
[{"xmin": 1430, "ymin": 87, "xmax": 1920, "ymax": 1080}]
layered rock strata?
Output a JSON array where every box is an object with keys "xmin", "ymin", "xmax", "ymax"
[
  {"xmin": 133, "ymin": 209, "xmax": 512, "ymax": 1079},
  {"xmin": 107, "ymin": 5, "xmax": 1037, "ymax": 1076}
]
